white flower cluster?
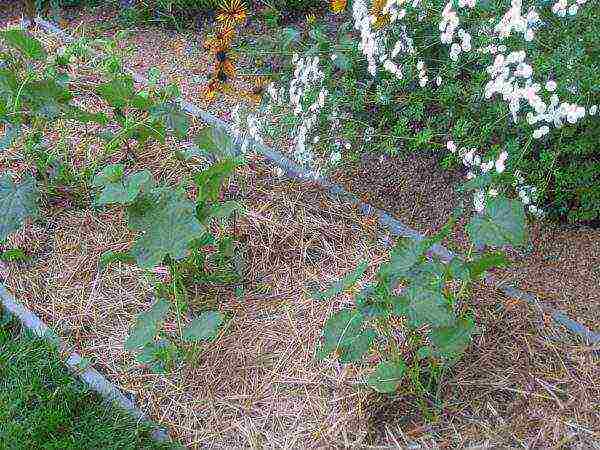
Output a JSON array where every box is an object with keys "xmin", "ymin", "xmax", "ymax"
[
  {"xmin": 352, "ymin": 0, "xmax": 384, "ymax": 77},
  {"xmin": 230, "ymin": 105, "xmax": 264, "ymax": 154},
  {"xmin": 447, "ymin": 139, "xmax": 545, "ymax": 217},
  {"xmin": 439, "ymin": 0, "xmax": 475, "ymax": 62},
  {"xmin": 353, "ymin": 0, "xmax": 418, "ymax": 80},
  {"xmin": 447, "ymin": 141, "xmax": 509, "ymax": 213},
  {"xmin": 495, "ymin": 0, "xmax": 540, "ymax": 42},
  {"xmin": 552, "ymin": 0, "xmax": 588, "ymax": 17},
  {"xmin": 513, "ymin": 170, "xmax": 544, "ymax": 218},
  {"xmin": 416, "ymin": 60, "xmax": 428, "ymax": 87},
  {"xmin": 286, "ymin": 54, "xmax": 329, "ymax": 167},
  {"xmin": 484, "ymin": 50, "xmax": 536, "ymax": 123}
]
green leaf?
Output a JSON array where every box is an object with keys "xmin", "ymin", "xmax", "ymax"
[
  {"xmin": 0, "ymin": 175, "xmax": 38, "ymax": 241},
  {"xmin": 429, "ymin": 318, "xmax": 474, "ymax": 360},
  {"xmin": 280, "ymin": 27, "xmax": 300, "ymax": 48},
  {"xmin": 125, "ymin": 299, "xmax": 170, "ymax": 350},
  {"xmin": 150, "ymin": 102, "xmax": 189, "ymax": 139},
  {"xmin": 193, "ymin": 159, "xmax": 239, "ymax": 202},
  {"xmin": 135, "ymin": 340, "xmax": 175, "ymax": 373},
  {"xmin": 332, "ymin": 52, "xmax": 351, "ymax": 71},
  {"xmin": 367, "ymin": 360, "xmax": 406, "ymax": 393},
  {"xmin": 21, "ymin": 79, "xmax": 73, "ymax": 119},
  {"xmin": 126, "ymin": 188, "xmax": 206, "ymax": 268},
  {"xmin": 0, "ymin": 248, "xmax": 29, "ymax": 262},
  {"xmin": 148, "ymin": 67, "xmax": 162, "ymax": 86},
  {"xmin": 447, "ymin": 257, "xmax": 470, "ymax": 283},
  {"xmin": 457, "ymin": 173, "xmax": 493, "ymax": 193},
  {"xmin": 0, "ymin": 69, "xmax": 18, "ymax": 96},
  {"xmin": 182, "ymin": 311, "xmax": 224, "ymax": 342},
  {"xmin": 407, "ymin": 260, "xmax": 446, "ymax": 290},
  {"xmin": 379, "ymin": 238, "xmax": 429, "ymax": 284},
  {"xmin": 467, "ymin": 251, "xmax": 510, "ymax": 279},
  {"xmin": 0, "ymin": 122, "xmax": 20, "ymax": 151},
  {"xmin": 404, "ymin": 285, "xmax": 454, "ymax": 328},
  {"xmin": 467, "ymin": 197, "xmax": 527, "ymax": 248},
  {"xmin": 312, "ymin": 260, "xmax": 368, "ymax": 300},
  {"xmin": 96, "ymin": 76, "xmax": 135, "ymax": 108},
  {"xmin": 0, "ymin": 30, "xmax": 46, "ymax": 60},
  {"xmin": 339, "ymin": 329, "xmax": 376, "ymax": 363},
  {"xmin": 93, "ymin": 164, "xmax": 124, "ymax": 184},
  {"xmin": 207, "ymin": 201, "xmax": 244, "ymax": 220},
  {"xmin": 194, "ymin": 126, "xmax": 237, "ymax": 160},
  {"xmin": 64, "ymin": 106, "xmax": 108, "ymax": 125},
  {"xmin": 93, "ymin": 166, "xmax": 154, "ymax": 205},
  {"xmin": 319, "ymin": 309, "xmax": 373, "ymax": 362}
]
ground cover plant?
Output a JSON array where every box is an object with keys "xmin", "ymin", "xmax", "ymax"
[{"xmin": 0, "ymin": 313, "xmax": 179, "ymax": 449}]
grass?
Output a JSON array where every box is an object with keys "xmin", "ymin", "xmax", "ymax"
[{"xmin": 0, "ymin": 312, "xmax": 180, "ymax": 450}]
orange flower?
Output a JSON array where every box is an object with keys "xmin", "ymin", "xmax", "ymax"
[
  {"xmin": 371, "ymin": 0, "xmax": 390, "ymax": 28},
  {"xmin": 203, "ymin": 79, "xmax": 222, "ymax": 102},
  {"xmin": 216, "ymin": 0, "xmax": 248, "ymax": 28},
  {"xmin": 215, "ymin": 58, "xmax": 237, "ymax": 81},
  {"xmin": 205, "ymin": 24, "xmax": 236, "ymax": 50},
  {"xmin": 330, "ymin": 0, "xmax": 347, "ymax": 13}
]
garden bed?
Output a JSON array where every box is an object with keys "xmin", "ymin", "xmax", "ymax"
[
  {"xmin": 40, "ymin": 4, "xmax": 599, "ymax": 329},
  {"xmin": 1, "ymin": 6, "xmax": 599, "ymax": 449}
]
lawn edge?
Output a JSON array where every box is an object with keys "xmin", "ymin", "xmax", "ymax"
[{"xmin": 0, "ymin": 282, "xmax": 172, "ymax": 444}]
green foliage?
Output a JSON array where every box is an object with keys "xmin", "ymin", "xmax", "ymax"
[
  {"xmin": 0, "ymin": 175, "xmax": 38, "ymax": 242},
  {"xmin": 0, "ymin": 318, "xmax": 179, "ymax": 449},
  {"xmin": 263, "ymin": 0, "xmax": 600, "ymax": 225},
  {"xmin": 466, "ymin": 197, "xmax": 527, "ymax": 248},
  {"xmin": 0, "ymin": 29, "xmax": 46, "ymax": 61},
  {"xmin": 92, "ymin": 164, "xmax": 154, "ymax": 205},
  {"xmin": 367, "ymin": 360, "xmax": 407, "ymax": 393},
  {"xmin": 182, "ymin": 311, "xmax": 224, "ymax": 342},
  {"xmin": 127, "ymin": 188, "xmax": 206, "ymax": 268},
  {"xmin": 312, "ymin": 260, "xmax": 367, "ymax": 300},
  {"xmin": 125, "ymin": 298, "xmax": 171, "ymax": 350},
  {"xmin": 318, "ymin": 309, "xmax": 376, "ymax": 363},
  {"xmin": 316, "ymin": 188, "xmax": 527, "ymax": 399}
]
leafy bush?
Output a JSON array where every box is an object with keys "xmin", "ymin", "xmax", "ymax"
[{"xmin": 265, "ymin": 0, "xmax": 324, "ymax": 14}]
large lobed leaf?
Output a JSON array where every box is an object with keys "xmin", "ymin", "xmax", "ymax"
[
  {"xmin": 182, "ymin": 311, "xmax": 224, "ymax": 342},
  {"xmin": 96, "ymin": 76, "xmax": 135, "ymax": 109},
  {"xmin": 126, "ymin": 188, "xmax": 206, "ymax": 268},
  {"xmin": 467, "ymin": 197, "xmax": 527, "ymax": 248},
  {"xmin": 318, "ymin": 309, "xmax": 375, "ymax": 363},
  {"xmin": 150, "ymin": 102, "xmax": 190, "ymax": 139},
  {"xmin": 92, "ymin": 164, "xmax": 154, "ymax": 205},
  {"xmin": 194, "ymin": 126, "xmax": 238, "ymax": 160},
  {"xmin": 367, "ymin": 360, "xmax": 407, "ymax": 393},
  {"xmin": 0, "ymin": 175, "xmax": 38, "ymax": 241},
  {"xmin": 429, "ymin": 318, "xmax": 475, "ymax": 361},
  {"xmin": 403, "ymin": 284, "xmax": 455, "ymax": 328},
  {"xmin": 312, "ymin": 260, "xmax": 368, "ymax": 301}
]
